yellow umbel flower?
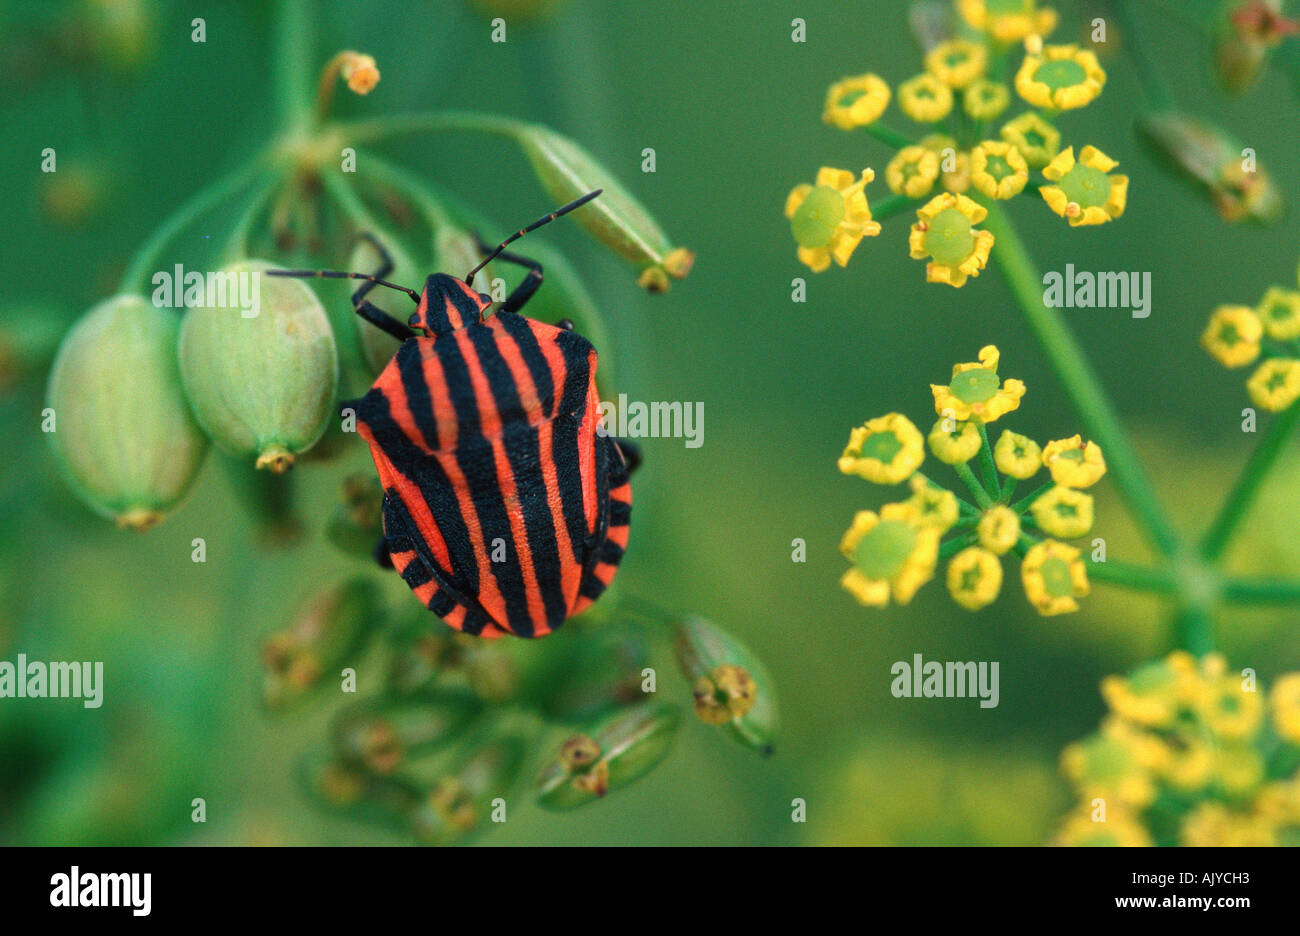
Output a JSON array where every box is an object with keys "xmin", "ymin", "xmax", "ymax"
[
  {"xmin": 1257, "ymin": 286, "xmax": 1300, "ymax": 340},
  {"xmin": 1030, "ymin": 485, "xmax": 1094, "ymax": 539},
  {"xmin": 946, "ymin": 546, "xmax": 1003, "ymax": 610},
  {"xmin": 927, "ymin": 418, "xmax": 981, "ymax": 464},
  {"xmin": 970, "ymin": 140, "xmax": 1029, "ymax": 200},
  {"xmin": 1060, "ymin": 729, "xmax": 1155, "ymax": 807},
  {"xmin": 822, "ymin": 73, "xmax": 891, "ymax": 130},
  {"xmin": 925, "ymin": 39, "xmax": 987, "ymax": 88},
  {"xmin": 958, "ymin": 0, "xmax": 1058, "ymax": 42},
  {"xmin": 1247, "ymin": 358, "xmax": 1300, "ymax": 411},
  {"xmin": 885, "ymin": 146, "xmax": 940, "ymax": 199},
  {"xmin": 839, "ymin": 503, "xmax": 940, "ymax": 607},
  {"xmin": 786, "ymin": 167, "xmax": 883, "ymax": 273},
  {"xmin": 963, "ymin": 79, "xmax": 1010, "ymax": 121},
  {"xmin": 1021, "ymin": 539, "xmax": 1089, "ymax": 615},
  {"xmin": 1181, "ymin": 803, "xmax": 1276, "ymax": 847},
  {"xmin": 1100, "ymin": 652, "xmax": 1199, "ymax": 730},
  {"xmin": 1040, "ymin": 146, "xmax": 1128, "ymax": 226},
  {"xmin": 1015, "ymin": 43, "xmax": 1105, "ymax": 110},
  {"xmin": 1000, "ymin": 111, "xmax": 1060, "ymax": 168},
  {"xmin": 1201, "ymin": 305, "xmax": 1263, "ymax": 368},
  {"xmin": 1056, "ymin": 806, "xmax": 1151, "ymax": 847},
  {"xmin": 1042, "ymin": 435, "xmax": 1106, "ymax": 488},
  {"xmin": 1270, "ymin": 673, "xmax": 1300, "ymax": 744},
  {"xmin": 993, "ymin": 430, "xmax": 1041, "ymax": 479},
  {"xmin": 909, "ymin": 193, "xmax": 995, "ymax": 288},
  {"xmin": 1158, "ymin": 733, "xmax": 1215, "ymax": 792},
  {"xmin": 904, "ymin": 474, "xmax": 959, "ymax": 533},
  {"xmin": 898, "ymin": 73, "xmax": 953, "ymax": 123},
  {"xmin": 930, "ymin": 345, "xmax": 1026, "ymax": 423},
  {"xmin": 1212, "ymin": 745, "xmax": 1266, "ymax": 798},
  {"xmin": 837, "ymin": 413, "xmax": 925, "ymax": 484},
  {"xmin": 1196, "ymin": 661, "xmax": 1265, "ymax": 742},
  {"xmin": 977, "ymin": 505, "xmax": 1020, "ymax": 555}
]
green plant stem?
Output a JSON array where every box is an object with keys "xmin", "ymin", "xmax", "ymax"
[
  {"xmin": 999, "ymin": 475, "xmax": 1017, "ymax": 504},
  {"xmin": 871, "ymin": 193, "xmax": 918, "ymax": 222},
  {"xmin": 976, "ymin": 422, "xmax": 999, "ymax": 497},
  {"xmin": 275, "ymin": 0, "xmax": 314, "ymax": 133},
  {"xmin": 1085, "ymin": 559, "xmax": 1178, "ymax": 594},
  {"xmin": 953, "ymin": 462, "xmax": 993, "ymax": 509},
  {"xmin": 1174, "ymin": 607, "xmax": 1215, "ymax": 657},
  {"xmin": 119, "ymin": 158, "xmax": 267, "ymax": 293},
  {"xmin": 982, "ymin": 201, "xmax": 1183, "ymax": 560},
  {"xmin": 917, "ymin": 472, "xmax": 979, "ymax": 514},
  {"xmin": 1108, "ymin": 0, "xmax": 1175, "ymax": 111},
  {"xmin": 222, "ymin": 172, "xmax": 285, "ymax": 263},
  {"xmin": 1222, "ymin": 577, "xmax": 1300, "ymax": 605},
  {"xmin": 1200, "ymin": 400, "xmax": 1300, "ymax": 561},
  {"xmin": 1008, "ymin": 480, "xmax": 1053, "ymax": 514},
  {"xmin": 865, "ymin": 122, "xmax": 913, "ymax": 149},
  {"xmin": 338, "ymin": 111, "xmax": 529, "ymax": 146},
  {"xmin": 361, "ymin": 154, "xmax": 458, "ymax": 231},
  {"xmin": 939, "ymin": 531, "xmax": 978, "ymax": 560}
]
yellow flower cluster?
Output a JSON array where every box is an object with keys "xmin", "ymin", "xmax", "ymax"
[
  {"xmin": 837, "ymin": 345, "xmax": 1105, "ymax": 615},
  {"xmin": 788, "ymin": 5, "xmax": 1129, "ymax": 285},
  {"xmin": 1201, "ymin": 266, "xmax": 1300, "ymax": 412},
  {"xmin": 1058, "ymin": 653, "xmax": 1300, "ymax": 846}
]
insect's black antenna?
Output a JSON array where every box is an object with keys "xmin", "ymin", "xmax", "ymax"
[
  {"xmin": 266, "ymin": 268, "xmax": 422, "ymax": 304},
  {"xmin": 466, "ymin": 189, "xmax": 602, "ymax": 285}
]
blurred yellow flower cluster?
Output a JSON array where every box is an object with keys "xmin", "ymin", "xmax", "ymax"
[
  {"xmin": 786, "ymin": 1, "xmax": 1129, "ymax": 285},
  {"xmin": 836, "ymin": 345, "xmax": 1106, "ymax": 614},
  {"xmin": 1202, "ymin": 263, "xmax": 1300, "ymax": 412},
  {"xmin": 1058, "ymin": 653, "xmax": 1300, "ymax": 846}
]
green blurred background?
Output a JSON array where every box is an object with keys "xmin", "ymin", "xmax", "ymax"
[{"xmin": 2, "ymin": 0, "xmax": 1300, "ymax": 845}]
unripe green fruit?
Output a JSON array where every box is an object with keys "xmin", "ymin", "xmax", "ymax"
[
  {"xmin": 46, "ymin": 294, "xmax": 208, "ymax": 530},
  {"xmin": 177, "ymin": 259, "xmax": 338, "ymax": 472}
]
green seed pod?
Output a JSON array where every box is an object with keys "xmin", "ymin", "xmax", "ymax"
[
  {"xmin": 515, "ymin": 124, "xmax": 694, "ymax": 290},
  {"xmin": 46, "ymin": 295, "xmax": 208, "ymax": 530},
  {"xmin": 260, "ymin": 577, "xmax": 382, "ymax": 712},
  {"xmin": 409, "ymin": 736, "xmax": 528, "ymax": 845},
  {"xmin": 1212, "ymin": 0, "xmax": 1297, "ymax": 93},
  {"xmin": 177, "ymin": 259, "xmax": 338, "ymax": 472},
  {"xmin": 1136, "ymin": 111, "xmax": 1283, "ymax": 225},
  {"xmin": 534, "ymin": 702, "xmax": 680, "ymax": 810},
  {"xmin": 673, "ymin": 616, "xmax": 778, "ymax": 755},
  {"xmin": 296, "ymin": 749, "xmax": 418, "ymax": 830},
  {"xmin": 330, "ymin": 693, "xmax": 480, "ymax": 775},
  {"xmin": 524, "ymin": 624, "xmax": 651, "ymax": 722},
  {"xmin": 386, "ymin": 615, "xmax": 520, "ymax": 702},
  {"xmin": 348, "ymin": 236, "xmax": 422, "ymax": 376},
  {"xmin": 325, "ymin": 474, "xmax": 384, "ymax": 559}
]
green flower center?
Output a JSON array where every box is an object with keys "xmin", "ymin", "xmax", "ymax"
[
  {"xmin": 982, "ymin": 154, "xmax": 1015, "ymax": 182},
  {"xmin": 1057, "ymin": 163, "xmax": 1110, "ymax": 209},
  {"xmin": 838, "ymin": 89, "xmax": 868, "ymax": 108},
  {"xmin": 1264, "ymin": 299, "xmax": 1296, "ymax": 322},
  {"xmin": 858, "ymin": 430, "xmax": 903, "ymax": 463},
  {"xmin": 1052, "ymin": 501, "xmax": 1078, "ymax": 518},
  {"xmin": 1033, "ymin": 58, "xmax": 1088, "ymax": 91},
  {"xmin": 854, "ymin": 520, "xmax": 918, "ymax": 580},
  {"xmin": 1056, "ymin": 448, "xmax": 1086, "ymax": 463},
  {"xmin": 1217, "ymin": 323, "xmax": 1244, "ymax": 346},
  {"xmin": 958, "ymin": 565, "xmax": 983, "ymax": 592},
  {"xmin": 1039, "ymin": 556, "xmax": 1075, "ymax": 597},
  {"xmin": 924, "ymin": 208, "xmax": 976, "ymax": 267},
  {"xmin": 945, "ymin": 51, "xmax": 970, "ymax": 67},
  {"xmin": 790, "ymin": 185, "xmax": 844, "ymax": 249},
  {"xmin": 913, "ymin": 83, "xmax": 937, "ymax": 100},
  {"xmin": 1020, "ymin": 128, "xmax": 1047, "ymax": 151},
  {"xmin": 1266, "ymin": 369, "xmax": 1289, "ymax": 392},
  {"xmin": 949, "ymin": 367, "xmax": 1000, "ymax": 404}
]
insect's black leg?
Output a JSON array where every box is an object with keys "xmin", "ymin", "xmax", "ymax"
[
  {"xmin": 474, "ymin": 234, "xmax": 544, "ymax": 315},
  {"xmin": 614, "ymin": 438, "xmax": 642, "ymax": 475},
  {"xmin": 373, "ymin": 536, "xmax": 394, "ymax": 569},
  {"xmin": 353, "ymin": 232, "xmax": 416, "ymax": 341}
]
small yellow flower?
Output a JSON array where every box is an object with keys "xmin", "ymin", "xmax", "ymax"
[
  {"xmin": 885, "ymin": 146, "xmax": 940, "ymax": 199},
  {"xmin": 1158, "ymin": 733, "xmax": 1215, "ymax": 792},
  {"xmin": 1196, "ymin": 667, "xmax": 1265, "ymax": 742},
  {"xmin": 905, "ymin": 474, "xmax": 959, "ymax": 533},
  {"xmin": 1040, "ymin": 146, "xmax": 1128, "ymax": 226},
  {"xmin": 1247, "ymin": 358, "xmax": 1300, "ymax": 412},
  {"xmin": 917, "ymin": 134, "xmax": 970, "ymax": 193},
  {"xmin": 970, "ymin": 140, "xmax": 1029, "ymax": 200},
  {"xmin": 1101, "ymin": 653, "xmax": 1199, "ymax": 729},
  {"xmin": 1212, "ymin": 745, "xmax": 1265, "ymax": 798},
  {"xmin": 927, "ymin": 418, "xmax": 982, "ymax": 464},
  {"xmin": 1042, "ymin": 435, "xmax": 1106, "ymax": 488},
  {"xmin": 909, "ymin": 193, "xmax": 995, "ymax": 288},
  {"xmin": 963, "ymin": 79, "xmax": 1010, "ymax": 121},
  {"xmin": 1015, "ymin": 43, "xmax": 1105, "ymax": 110},
  {"xmin": 1182, "ymin": 803, "xmax": 1276, "ymax": 847},
  {"xmin": 930, "ymin": 345, "xmax": 1026, "ymax": 423},
  {"xmin": 1056, "ymin": 806, "xmax": 1151, "ymax": 847},
  {"xmin": 958, "ymin": 0, "xmax": 1058, "ymax": 42},
  {"xmin": 1270, "ymin": 673, "xmax": 1300, "ymax": 744},
  {"xmin": 993, "ymin": 430, "xmax": 1041, "ymax": 479},
  {"xmin": 786, "ymin": 167, "xmax": 883, "ymax": 273},
  {"xmin": 837, "ymin": 413, "xmax": 925, "ymax": 484},
  {"xmin": 925, "ymin": 39, "xmax": 987, "ymax": 89},
  {"xmin": 946, "ymin": 546, "xmax": 1003, "ymax": 610},
  {"xmin": 839, "ymin": 503, "xmax": 940, "ymax": 607},
  {"xmin": 1256, "ymin": 286, "xmax": 1300, "ymax": 340},
  {"xmin": 1021, "ymin": 539, "xmax": 1089, "ymax": 616},
  {"xmin": 977, "ymin": 505, "xmax": 1020, "ymax": 555},
  {"xmin": 898, "ymin": 73, "xmax": 954, "ymax": 123},
  {"xmin": 1201, "ymin": 305, "xmax": 1263, "ymax": 368},
  {"xmin": 1060, "ymin": 731, "xmax": 1154, "ymax": 807},
  {"xmin": 1000, "ymin": 111, "xmax": 1060, "ymax": 168},
  {"xmin": 1030, "ymin": 485, "xmax": 1094, "ymax": 538},
  {"xmin": 822, "ymin": 73, "xmax": 891, "ymax": 130}
]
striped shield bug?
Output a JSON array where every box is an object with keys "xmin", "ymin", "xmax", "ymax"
[{"xmin": 269, "ymin": 191, "xmax": 639, "ymax": 639}]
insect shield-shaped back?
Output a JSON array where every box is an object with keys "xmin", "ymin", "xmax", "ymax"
[{"xmin": 354, "ymin": 284, "xmax": 632, "ymax": 640}]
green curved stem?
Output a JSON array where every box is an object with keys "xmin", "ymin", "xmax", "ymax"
[
  {"xmin": 336, "ymin": 111, "xmax": 531, "ymax": 146},
  {"xmin": 1200, "ymin": 400, "xmax": 1300, "ymax": 561},
  {"xmin": 1085, "ymin": 559, "xmax": 1178, "ymax": 594},
  {"xmin": 982, "ymin": 201, "xmax": 1183, "ymax": 560},
  {"xmin": 1222, "ymin": 577, "xmax": 1300, "ymax": 605},
  {"xmin": 360, "ymin": 154, "xmax": 458, "ymax": 231},
  {"xmin": 865, "ymin": 123, "xmax": 913, "ymax": 150}
]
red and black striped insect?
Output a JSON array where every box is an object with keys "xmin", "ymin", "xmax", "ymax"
[{"xmin": 270, "ymin": 191, "xmax": 638, "ymax": 638}]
